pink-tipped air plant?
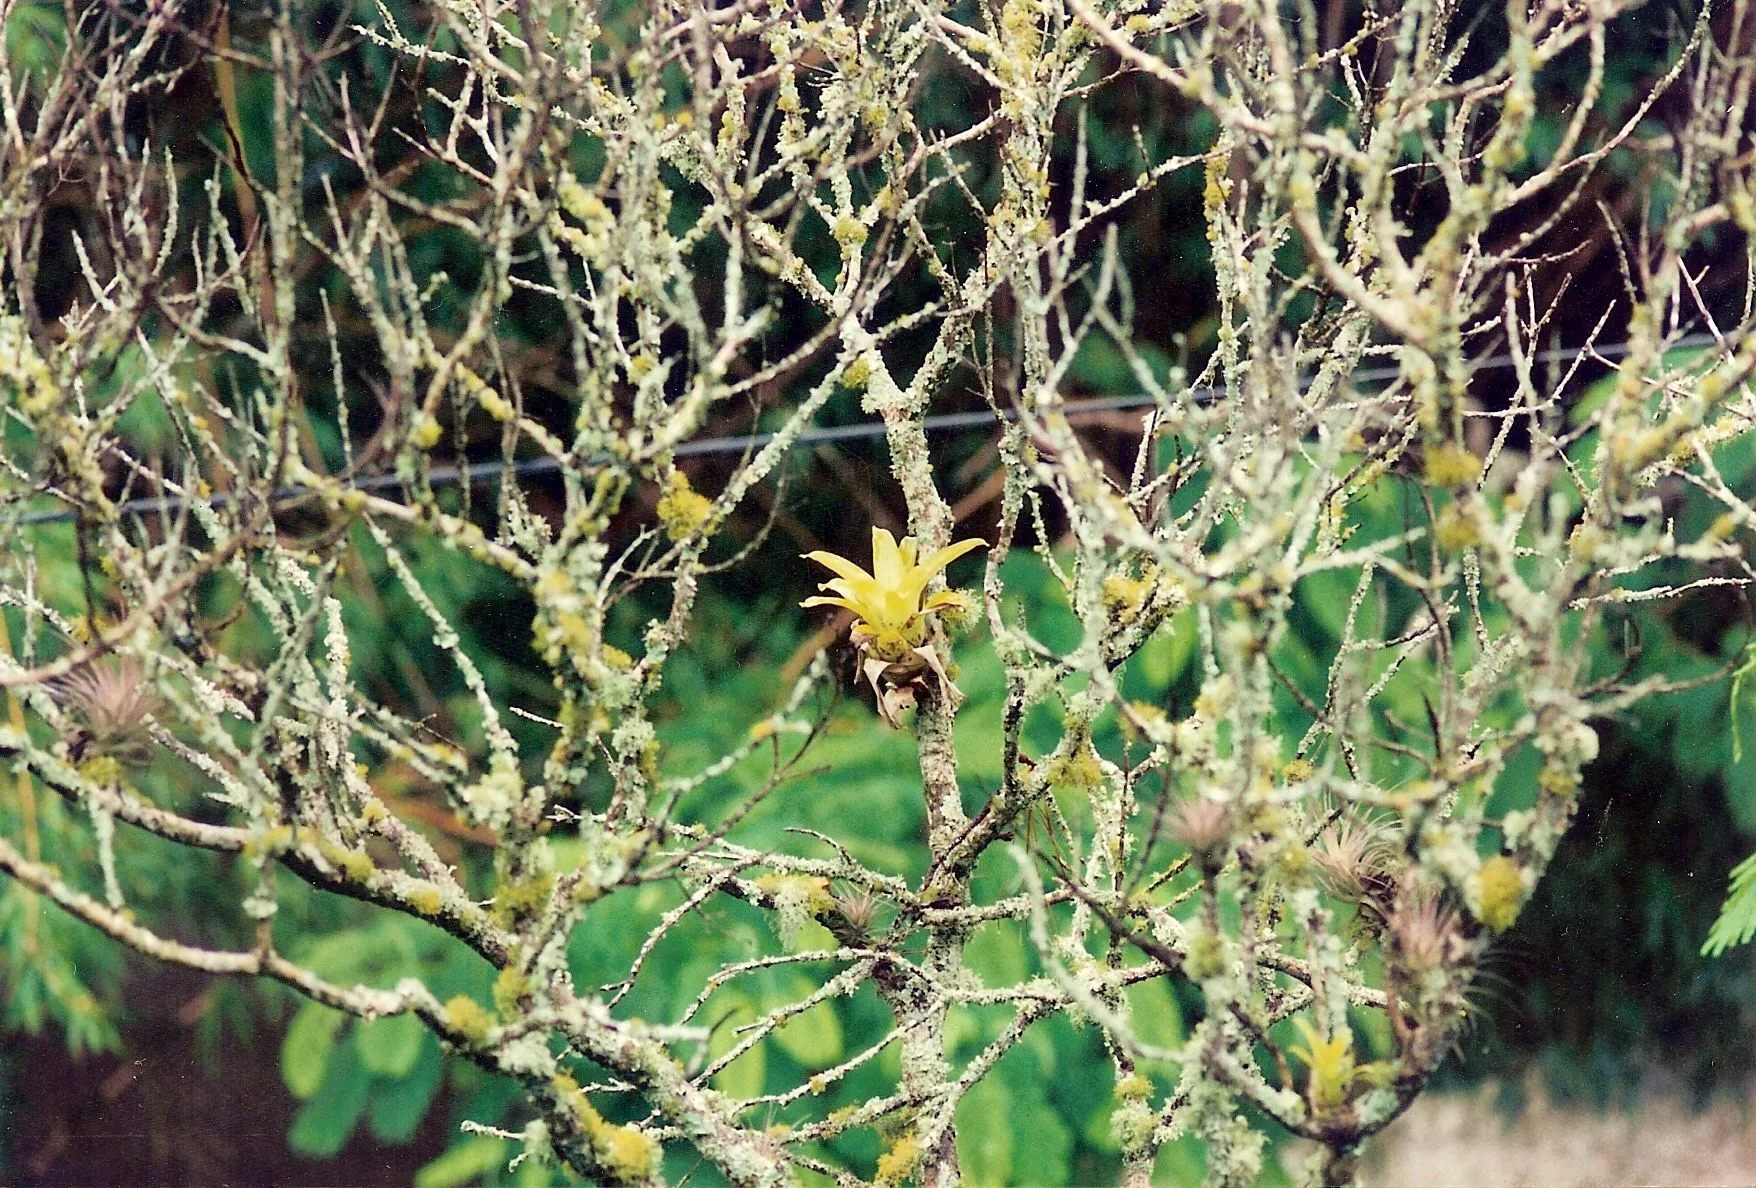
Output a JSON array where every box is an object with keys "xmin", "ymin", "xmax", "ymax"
[{"xmin": 54, "ymin": 655, "xmax": 161, "ymax": 767}]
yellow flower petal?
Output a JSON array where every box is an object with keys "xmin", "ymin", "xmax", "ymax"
[
  {"xmin": 920, "ymin": 537, "xmax": 986, "ymax": 576},
  {"xmin": 804, "ymin": 549, "xmax": 877, "ymax": 587},
  {"xmin": 801, "ymin": 595, "xmax": 863, "ymax": 614},
  {"xmin": 871, "ymin": 528, "xmax": 907, "ymax": 592},
  {"xmin": 802, "ymin": 533, "xmax": 986, "ymax": 643}
]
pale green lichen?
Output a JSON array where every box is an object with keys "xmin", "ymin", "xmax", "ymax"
[
  {"xmin": 0, "ymin": 316, "xmax": 59, "ymax": 416},
  {"xmin": 1114, "ymin": 1072, "xmax": 1153, "ymax": 1101},
  {"xmin": 459, "ymin": 753, "xmax": 525, "ymax": 833},
  {"xmin": 754, "ymin": 874, "xmax": 833, "ymax": 948},
  {"xmin": 493, "ymin": 870, "xmax": 556, "ymax": 924}
]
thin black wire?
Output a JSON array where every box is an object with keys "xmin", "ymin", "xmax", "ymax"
[{"xmin": 13, "ymin": 331, "xmax": 1714, "ymax": 528}]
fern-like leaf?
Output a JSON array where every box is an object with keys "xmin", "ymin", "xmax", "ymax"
[{"xmin": 1702, "ymin": 852, "xmax": 1756, "ymax": 957}]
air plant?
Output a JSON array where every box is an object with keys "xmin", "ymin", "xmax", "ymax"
[
  {"xmin": 54, "ymin": 655, "xmax": 161, "ymax": 768},
  {"xmin": 1311, "ymin": 815, "xmax": 1402, "ymax": 926}
]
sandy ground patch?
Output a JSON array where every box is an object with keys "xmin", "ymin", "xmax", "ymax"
[{"xmin": 1360, "ymin": 1080, "xmax": 1756, "ymax": 1187}]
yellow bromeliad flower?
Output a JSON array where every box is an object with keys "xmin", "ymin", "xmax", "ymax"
[
  {"xmin": 1290, "ymin": 1018, "xmax": 1357, "ymax": 1111},
  {"xmin": 802, "ymin": 529, "xmax": 984, "ymax": 661}
]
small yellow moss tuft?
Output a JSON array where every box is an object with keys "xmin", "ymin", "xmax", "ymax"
[
  {"xmin": 409, "ymin": 412, "xmax": 443, "ymax": 450},
  {"xmin": 407, "ymin": 884, "xmax": 445, "ymax": 916},
  {"xmin": 1045, "ymin": 740, "xmax": 1105, "ymax": 792},
  {"xmin": 1476, "ymin": 855, "xmax": 1525, "ymax": 932},
  {"xmin": 561, "ymin": 1078, "xmax": 662, "ymax": 1183},
  {"xmin": 1537, "ymin": 761, "xmax": 1579, "ymax": 798},
  {"xmin": 242, "ymin": 824, "xmax": 295, "ymax": 861},
  {"xmin": 656, "ymin": 470, "xmax": 714, "ymax": 542},
  {"xmin": 1114, "ymin": 1073, "xmax": 1153, "ymax": 1101},
  {"xmin": 314, "ymin": 837, "xmax": 377, "ymax": 883},
  {"xmin": 77, "ymin": 755, "xmax": 123, "ymax": 786},
  {"xmin": 1, "ymin": 316, "xmax": 60, "ymax": 416},
  {"xmin": 754, "ymin": 873, "xmax": 834, "ymax": 948},
  {"xmin": 1433, "ymin": 504, "xmax": 1479, "ymax": 552},
  {"xmin": 493, "ymin": 966, "xmax": 532, "ymax": 1016},
  {"xmin": 875, "ymin": 1130, "xmax": 922, "ymax": 1186},
  {"xmin": 821, "ymin": 1105, "xmax": 860, "ymax": 1137},
  {"xmin": 1102, "ymin": 572, "xmax": 1151, "ymax": 624},
  {"xmin": 598, "ymin": 1122, "xmax": 661, "ymax": 1181},
  {"xmin": 443, "ymin": 995, "xmax": 495, "ymax": 1043},
  {"xmin": 1277, "ymin": 842, "xmax": 1313, "ymax": 879},
  {"xmin": 841, "ymin": 355, "xmax": 873, "ymax": 391},
  {"xmin": 557, "ymin": 177, "xmax": 608, "ymax": 225},
  {"xmin": 832, "ymin": 213, "xmax": 868, "ymax": 249},
  {"xmin": 493, "ymin": 871, "xmax": 556, "ymax": 924},
  {"xmin": 1424, "ymin": 441, "xmax": 1483, "ymax": 488},
  {"xmin": 339, "ymin": 849, "xmax": 377, "ymax": 882},
  {"xmin": 754, "ymin": 873, "xmax": 834, "ymax": 916},
  {"xmin": 1185, "ymin": 928, "xmax": 1228, "ymax": 980},
  {"xmin": 474, "ymin": 385, "xmax": 513, "ymax": 422}
]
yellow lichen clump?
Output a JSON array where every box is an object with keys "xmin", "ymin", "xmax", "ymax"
[
  {"xmin": 493, "ymin": 966, "xmax": 532, "ymax": 1016},
  {"xmin": 874, "ymin": 1130, "xmax": 922, "ymax": 1186},
  {"xmin": 1476, "ymin": 855, "xmax": 1525, "ymax": 932},
  {"xmin": 554, "ymin": 1071, "xmax": 663, "ymax": 1183},
  {"xmin": 1423, "ymin": 441, "xmax": 1482, "ymax": 488},
  {"xmin": 493, "ymin": 870, "xmax": 556, "ymax": 924},
  {"xmin": 409, "ymin": 412, "xmax": 443, "ymax": 450},
  {"xmin": 406, "ymin": 884, "xmax": 445, "ymax": 916},
  {"xmin": 443, "ymin": 995, "xmax": 495, "ymax": 1043},
  {"xmin": 656, "ymin": 470, "xmax": 714, "ymax": 542}
]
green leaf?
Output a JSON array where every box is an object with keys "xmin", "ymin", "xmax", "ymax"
[
  {"xmin": 415, "ymin": 1136, "xmax": 512, "ymax": 1188},
  {"xmin": 1297, "ymin": 568, "xmax": 1361, "ymax": 649},
  {"xmin": 288, "ymin": 1040, "xmax": 371, "ymax": 1157},
  {"xmin": 1136, "ymin": 609, "xmax": 1196, "ymax": 692},
  {"xmin": 955, "ymin": 1074, "xmax": 1014, "ymax": 1186},
  {"xmin": 1000, "ymin": 1082, "xmax": 1072, "ymax": 1186},
  {"xmin": 1124, "ymin": 975, "xmax": 1183, "ymax": 1051},
  {"xmin": 771, "ymin": 988, "xmax": 844, "ymax": 1069},
  {"xmin": 281, "ymin": 1001, "xmax": 345, "ymax": 1100},
  {"xmin": 356, "ymin": 1010, "xmax": 425, "ymax": 1078},
  {"xmin": 963, "ymin": 922, "xmax": 1028, "ymax": 986},
  {"xmin": 958, "ymin": 1055, "xmax": 1075, "ymax": 1187},
  {"xmin": 708, "ymin": 991, "xmax": 767, "ymax": 1099},
  {"xmin": 367, "ymin": 1038, "xmax": 444, "ymax": 1143}
]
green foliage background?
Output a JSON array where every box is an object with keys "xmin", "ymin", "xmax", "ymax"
[{"xmin": 2, "ymin": 0, "xmax": 1754, "ymax": 1182}]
